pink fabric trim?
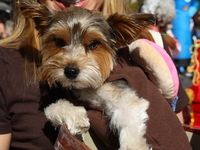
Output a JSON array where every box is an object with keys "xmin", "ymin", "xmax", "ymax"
[{"xmin": 140, "ymin": 39, "xmax": 179, "ymax": 99}]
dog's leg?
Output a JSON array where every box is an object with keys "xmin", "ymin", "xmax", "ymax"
[
  {"xmin": 44, "ymin": 99, "xmax": 90, "ymax": 135},
  {"xmin": 114, "ymin": 98, "xmax": 150, "ymax": 150},
  {"xmin": 98, "ymin": 81, "xmax": 150, "ymax": 150}
]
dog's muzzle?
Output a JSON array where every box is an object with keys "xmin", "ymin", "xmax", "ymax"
[{"xmin": 64, "ymin": 66, "xmax": 80, "ymax": 79}]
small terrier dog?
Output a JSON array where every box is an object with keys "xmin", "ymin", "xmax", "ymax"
[{"xmin": 19, "ymin": 0, "xmax": 155, "ymax": 149}]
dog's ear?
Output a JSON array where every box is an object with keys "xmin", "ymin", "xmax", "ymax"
[
  {"xmin": 17, "ymin": 0, "xmax": 54, "ymax": 36},
  {"xmin": 106, "ymin": 13, "xmax": 155, "ymax": 48}
]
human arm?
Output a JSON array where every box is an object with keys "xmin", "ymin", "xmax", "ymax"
[
  {"xmin": 0, "ymin": 133, "xmax": 11, "ymax": 150},
  {"xmin": 188, "ymin": 0, "xmax": 199, "ymax": 17},
  {"xmin": 0, "ymin": 48, "xmax": 12, "ymax": 149},
  {"xmin": 0, "ymin": 23, "xmax": 8, "ymax": 39},
  {"xmin": 176, "ymin": 111, "xmax": 184, "ymax": 124}
]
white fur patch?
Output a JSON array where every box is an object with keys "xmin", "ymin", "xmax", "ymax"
[{"xmin": 44, "ymin": 99, "xmax": 90, "ymax": 135}]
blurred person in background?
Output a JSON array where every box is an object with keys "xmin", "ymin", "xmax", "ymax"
[
  {"xmin": 192, "ymin": 9, "xmax": 200, "ymax": 40},
  {"xmin": 0, "ymin": 0, "xmax": 12, "ymax": 38},
  {"xmin": 172, "ymin": 0, "xmax": 199, "ymax": 75},
  {"xmin": 140, "ymin": 0, "xmax": 181, "ymax": 58},
  {"xmin": 0, "ymin": 21, "xmax": 7, "ymax": 38}
]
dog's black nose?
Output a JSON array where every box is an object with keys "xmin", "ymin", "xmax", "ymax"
[{"xmin": 64, "ymin": 67, "xmax": 80, "ymax": 79}]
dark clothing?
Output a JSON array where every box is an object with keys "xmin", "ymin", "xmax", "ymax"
[
  {"xmin": 0, "ymin": 45, "xmax": 190, "ymax": 149},
  {"xmin": 0, "ymin": 47, "xmax": 59, "ymax": 150}
]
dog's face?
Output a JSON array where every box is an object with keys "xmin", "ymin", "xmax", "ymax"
[
  {"xmin": 41, "ymin": 10, "xmax": 117, "ymax": 89},
  {"xmin": 19, "ymin": 0, "xmax": 155, "ymax": 89}
]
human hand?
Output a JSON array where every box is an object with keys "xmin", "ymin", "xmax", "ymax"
[{"xmin": 183, "ymin": 5, "xmax": 189, "ymax": 11}]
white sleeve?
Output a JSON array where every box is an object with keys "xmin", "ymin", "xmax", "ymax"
[{"xmin": 148, "ymin": 30, "xmax": 164, "ymax": 48}]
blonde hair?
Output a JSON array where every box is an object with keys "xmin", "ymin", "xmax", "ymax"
[
  {"xmin": 0, "ymin": 0, "xmax": 132, "ymax": 50},
  {"xmin": 101, "ymin": 0, "xmax": 132, "ymax": 14},
  {"xmin": 0, "ymin": 0, "xmax": 133, "ymax": 83},
  {"xmin": 0, "ymin": 0, "xmax": 41, "ymax": 83}
]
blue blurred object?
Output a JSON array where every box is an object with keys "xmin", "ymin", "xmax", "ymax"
[
  {"xmin": 172, "ymin": 0, "xmax": 199, "ymax": 67},
  {"xmin": 179, "ymin": 66, "xmax": 185, "ymax": 73}
]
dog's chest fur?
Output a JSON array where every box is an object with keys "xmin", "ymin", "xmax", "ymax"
[{"xmin": 72, "ymin": 80, "xmax": 130, "ymax": 107}]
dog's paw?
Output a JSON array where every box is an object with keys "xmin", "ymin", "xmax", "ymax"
[{"xmin": 44, "ymin": 99, "xmax": 90, "ymax": 135}]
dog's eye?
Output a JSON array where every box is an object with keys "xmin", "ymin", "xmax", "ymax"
[
  {"xmin": 86, "ymin": 40, "xmax": 99, "ymax": 50},
  {"xmin": 54, "ymin": 37, "xmax": 66, "ymax": 48}
]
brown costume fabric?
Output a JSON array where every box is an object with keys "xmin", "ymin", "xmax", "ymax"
[
  {"xmin": 0, "ymin": 47, "xmax": 59, "ymax": 150},
  {"xmin": 66, "ymin": 47, "xmax": 191, "ymax": 150}
]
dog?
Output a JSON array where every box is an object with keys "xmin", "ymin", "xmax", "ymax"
[{"xmin": 19, "ymin": 0, "xmax": 156, "ymax": 149}]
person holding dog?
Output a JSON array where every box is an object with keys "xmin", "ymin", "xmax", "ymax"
[{"xmin": 0, "ymin": 0, "xmax": 191, "ymax": 150}]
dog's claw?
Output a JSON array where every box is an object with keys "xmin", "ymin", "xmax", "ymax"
[{"xmin": 68, "ymin": 115, "xmax": 90, "ymax": 135}]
